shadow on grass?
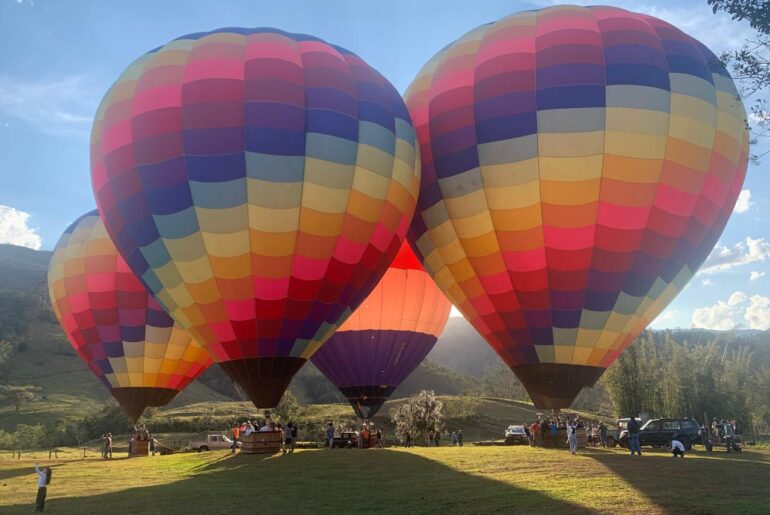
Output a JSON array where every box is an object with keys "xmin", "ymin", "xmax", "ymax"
[
  {"xmin": 0, "ymin": 462, "xmax": 66, "ymax": 482},
  {"xmin": 581, "ymin": 447, "xmax": 770, "ymax": 514},
  {"xmin": 4, "ymin": 450, "xmax": 590, "ymax": 514}
]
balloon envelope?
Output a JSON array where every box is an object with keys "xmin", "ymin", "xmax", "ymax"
[
  {"xmin": 405, "ymin": 5, "xmax": 749, "ymax": 408},
  {"xmin": 90, "ymin": 28, "xmax": 420, "ymax": 408},
  {"xmin": 312, "ymin": 241, "xmax": 451, "ymax": 418},
  {"xmin": 47, "ymin": 211, "xmax": 212, "ymax": 422}
]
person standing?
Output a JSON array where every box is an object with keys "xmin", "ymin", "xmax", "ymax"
[
  {"xmin": 549, "ymin": 420, "xmax": 558, "ymax": 447},
  {"xmin": 283, "ymin": 424, "xmax": 292, "ymax": 454},
  {"xmin": 290, "ymin": 422, "xmax": 297, "ymax": 453},
  {"xmin": 434, "ymin": 431, "xmax": 440, "ymax": 447},
  {"xmin": 376, "ymin": 428, "xmax": 382, "ymax": 448},
  {"xmin": 34, "ymin": 464, "xmax": 51, "ymax": 512},
  {"xmin": 326, "ymin": 423, "xmax": 335, "ymax": 449},
  {"xmin": 405, "ymin": 431, "xmax": 412, "ymax": 448},
  {"xmin": 231, "ymin": 423, "xmax": 240, "ymax": 454},
  {"xmin": 451, "ymin": 431, "xmax": 458, "ymax": 446},
  {"xmin": 627, "ymin": 417, "xmax": 641, "ymax": 456},
  {"xmin": 529, "ymin": 421, "xmax": 539, "ymax": 447},
  {"xmin": 598, "ymin": 422, "xmax": 608, "ymax": 448},
  {"xmin": 104, "ymin": 433, "xmax": 113, "ymax": 459},
  {"xmin": 457, "ymin": 430, "xmax": 464, "ymax": 447},
  {"xmin": 567, "ymin": 420, "xmax": 578, "ymax": 455}
]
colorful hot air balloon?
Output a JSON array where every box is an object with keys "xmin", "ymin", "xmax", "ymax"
[
  {"xmin": 312, "ymin": 241, "xmax": 451, "ymax": 418},
  {"xmin": 47, "ymin": 211, "xmax": 212, "ymax": 421},
  {"xmin": 90, "ymin": 28, "xmax": 420, "ymax": 408},
  {"xmin": 405, "ymin": 5, "xmax": 749, "ymax": 408}
]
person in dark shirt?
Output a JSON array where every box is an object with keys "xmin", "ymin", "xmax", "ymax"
[{"xmin": 627, "ymin": 417, "xmax": 641, "ymax": 456}]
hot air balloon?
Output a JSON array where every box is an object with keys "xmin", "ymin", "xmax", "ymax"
[
  {"xmin": 90, "ymin": 28, "xmax": 420, "ymax": 409},
  {"xmin": 47, "ymin": 211, "xmax": 213, "ymax": 421},
  {"xmin": 405, "ymin": 5, "xmax": 749, "ymax": 408},
  {"xmin": 312, "ymin": 240, "xmax": 451, "ymax": 418}
]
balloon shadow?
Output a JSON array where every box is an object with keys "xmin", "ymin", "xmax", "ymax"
[{"xmin": 2, "ymin": 450, "xmax": 591, "ymax": 514}]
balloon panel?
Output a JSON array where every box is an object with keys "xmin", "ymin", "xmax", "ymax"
[
  {"xmin": 47, "ymin": 211, "xmax": 212, "ymax": 393},
  {"xmin": 405, "ymin": 5, "xmax": 748, "ymax": 403},
  {"xmin": 90, "ymin": 28, "xmax": 420, "ymax": 370}
]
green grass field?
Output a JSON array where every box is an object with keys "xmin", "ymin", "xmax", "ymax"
[{"xmin": 1, "ymin": 445, "xmax": 768, "ymax": 514}]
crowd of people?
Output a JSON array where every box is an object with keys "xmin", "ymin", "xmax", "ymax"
[
  {"xmin": 705, "ymin": 418, "xmax": 741, "ymax": 452},
  {"xmin": 525, "ymin": 416, "xmax": 585, "ymax": 453}
]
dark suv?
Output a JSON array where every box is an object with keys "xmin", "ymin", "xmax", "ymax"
[{"xmin": 619, "ymin": 418, "xmax": 700, "ymax": 450}]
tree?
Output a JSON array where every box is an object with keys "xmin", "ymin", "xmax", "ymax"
[
  {"xmin": 0, "ymin": 384, "xmax": 41, "ymax": 413},
  {"xmin": 0, "ymin": 340, "xmax": 11, "ymax": 378},
  {"xmin": 273, "ymin": 390, "xmax": 301, "ymax": 422},
  {"xmin": 391, "ymin": 390, "xmax": 444, "ymax": 444},
  {"xmin": 708, "ymin": 0, "xmax": 770, "ymax": 32},
  {"xmin": 709, "ymin": 0, "xmax": 770, "ymax": 160}
]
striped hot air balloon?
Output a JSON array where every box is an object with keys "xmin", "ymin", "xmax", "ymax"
[
  {"xmin": 90, "ymin": 28, "xmax": 420, "ymax": 408},
  {"xmin": 47, "ymin": 211, "xmax": 212, "ymax": 422},
  {"xmin": 312, "ymin": 240, "xmax": 451, "ymax": 418},
  {"xmin": 405, "ymin": 5, "xmax": 749, "ymax": 408}
]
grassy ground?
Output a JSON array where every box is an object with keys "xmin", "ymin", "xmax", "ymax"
[{"xmin": 1, "ymin": 445, "xmax": 768, "ymax": 514}]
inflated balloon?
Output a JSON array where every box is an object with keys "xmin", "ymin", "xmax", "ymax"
[
  {"xmin": 312, "ymin": 241, "xmax": 451, "ymax": 418},
  {"xmin": 405, "ymin": 5, "xmax": 749, "ymax": 408},
  {"xmin": 91, "ymin": 28, "xmax": 420, "ymax": 408},
  {"xmin": 47, "ymin": 211, "xmax": 212, "ymax": 421}
]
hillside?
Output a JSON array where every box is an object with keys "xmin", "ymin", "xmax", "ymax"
[
  {"xmin": 0, "ymin": 244, "xmax": 480, "ymax": 429},
  {"xmin": 2, "ymin": 242, "xmax": 769, "ymax": 431}
]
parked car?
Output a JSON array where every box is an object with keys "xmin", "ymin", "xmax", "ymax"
[
  {"xmin": 504, "ymin": 425, "xmax": 529, "ymax": 445},
  {"xmin": 332, "ymin": 431, "xmax": 359, "ymax": 448},
  {"xmin": 189, "ymin": 434, "xmax": 240, "ymax": 452},
  {"xmin": 619, "ymin": 418, "xmax": 700, "ymax": 451}
]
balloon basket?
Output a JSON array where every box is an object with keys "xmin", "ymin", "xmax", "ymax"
[{"xmin": 240, "ymin": 432, "xmax": 283, "ymax": 454}]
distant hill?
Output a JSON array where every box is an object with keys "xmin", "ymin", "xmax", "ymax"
[
  {"xmin": 3, "ymin": 242, "xmax": 767, "ymax": 429},
  {"xmin": 428, "ymin": 317, "xmax": 501, "ymax": 378},
  {"xmin": 0, "ymin": 244, "xmax": 479, "ymax": 428}
]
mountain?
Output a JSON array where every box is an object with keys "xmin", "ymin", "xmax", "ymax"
[
  {"xmin": 0, "ymin": 244, "xmax": 478, "ymax": 429},
  {"xmin": 428, "ymin": 317, "xmax": 502, "ymax": 378}
]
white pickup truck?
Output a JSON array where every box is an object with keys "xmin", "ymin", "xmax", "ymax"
[{"xmin": 189, "ymin": 434, "xmax": 240, "ymax": 452}]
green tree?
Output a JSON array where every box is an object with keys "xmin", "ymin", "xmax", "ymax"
[
  {"xmin": 709, "ymin": 0, "xmax": 769, "ymax": 160},
  {"xmin": 0, "ymin": 384, "xmax": 41, "ymax": 413},
  {"xmin": 391, "ymin": 390, "xmax": 444, "ymax": 443}
]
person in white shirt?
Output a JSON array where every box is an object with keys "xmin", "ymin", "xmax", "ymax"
[
  {"xmin": 260, "ymin": 423, "xmax": 271, "ymax": 432},
  {"xmin": 671, "ymin": 439, "xmax": 685, "ymax": 458},
  {"xmin": 34, "ymin": 464, "xmax": 51, "ymax": 512},
  {"xmin": 567, "ymin": 420, "xmax": 579, "ymax": 455}
]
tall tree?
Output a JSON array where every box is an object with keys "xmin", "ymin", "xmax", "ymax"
[
  {"xmin": 709, "ymin": 0, "xmax": 770, "ymax": 160},
  {"xmin": 391, "ymin": 390, "xmax": 444, "ymax": 443}
]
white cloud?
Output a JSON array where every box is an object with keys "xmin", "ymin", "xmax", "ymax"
[
  {"xmin": 0, "ymin": 205, "xmax": 42, "ymax": 250},
  {"xmin": 692, "ymin": 291, "xmax": 770, "ymax": 330},
  {"xmin": 733, "ymin": 189, "xmax": 752, "ymax": 214},
  {"xmin": 449, "ymin": 305, "xmax": 463, "ymax": 318},
  {"xmin": 0, "ymin": 73, "xmax": 98, "ymax": 138},
  {"xmin": 660, "ymin": 309, "xmax": 678, "ymax": 321},
  {"xmin": 702, "ymin": 278, "xmax": 714, "ymax": 286},
  {"xmin": 728, "ymin": 291, "xmax": 747, "ymax": 307},
  {"xmin": 701, "ymin": 237, "xmax": 770, "ymax": 274},
  {"xmin": 745, "ymin": 295, "xmax": 770, "ymax": 330},
  {"xmin": 750, "ymin": 271, "xmax": 765, "ymax": 282},
  {"xmin": 692, "ymin": 300, "xmax": 739, "ymax": 330}
]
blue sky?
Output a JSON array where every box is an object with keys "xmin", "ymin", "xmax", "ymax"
[{"xmin": 0, "ymin": 0, "xmax": 768, "ymax": 330}]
